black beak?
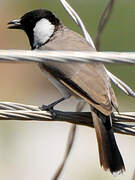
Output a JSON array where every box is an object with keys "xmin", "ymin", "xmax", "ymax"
[{"xmin": 8, "ymin": 19, "xmax": 22, "ymax": 29}]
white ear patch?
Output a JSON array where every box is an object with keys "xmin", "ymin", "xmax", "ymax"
[{"xmin": 33, "ymin": 18, "xmax": 55, "ymax": 47}]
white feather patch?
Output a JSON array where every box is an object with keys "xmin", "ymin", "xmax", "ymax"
[{"xmin": 33, "ymin": 18, "xmax": 55, "ymax": 47}]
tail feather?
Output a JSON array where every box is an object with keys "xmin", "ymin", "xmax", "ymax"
[{"xmin": 91, "ymin": 106, "xmax": 125, "ymax": 175}]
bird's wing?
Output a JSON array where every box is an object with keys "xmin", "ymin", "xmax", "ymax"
[
  {"xmin": 39, "ymin": 27, "xmax": 118, "ymax": 115},
  {"xmin": 58, "ymin": 62, "xmax": 115, "ymax": 115}
]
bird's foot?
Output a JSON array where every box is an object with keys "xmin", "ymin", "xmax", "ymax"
[
  {"xmin": 40, "ymin": 103, "xmax": 56, "ymax": 119},
  {"xmin": 39, "ymin": 97, "xmax": 65, "ymax": 119}
]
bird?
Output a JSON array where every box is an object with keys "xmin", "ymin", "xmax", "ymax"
[{"xmin": 8, "ymin": 9, "xmax": 125, "ymax": 175}]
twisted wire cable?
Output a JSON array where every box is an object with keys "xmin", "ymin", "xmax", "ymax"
[
  {"xmin": 1, "ymin": 50, "xmax": 135, "ymax": 64},
  {"xmin": 0, "ymin": 101, "xmax": 134, "ymax": 136}
]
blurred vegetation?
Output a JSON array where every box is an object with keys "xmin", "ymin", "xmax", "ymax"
[{"xmin": 0, "ymin": 0, "xmax": 135, "ymax": 180}]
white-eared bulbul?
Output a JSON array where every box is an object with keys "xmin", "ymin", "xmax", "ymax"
[{"xmin": 8, "ymin": 9, "xmax": 125, "ymax": 175}]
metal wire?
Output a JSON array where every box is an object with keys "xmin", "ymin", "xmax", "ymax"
[
  {"xmin": 0, "ymin": 101, "xmax": 134, "ymax": 135},
  {"xmin": 1, "ymin": 50, "xmax": 135, "ymax": 64},
  {"xmin": 60, "ymin": 0, "xmax": 95, "ymax": 48}
]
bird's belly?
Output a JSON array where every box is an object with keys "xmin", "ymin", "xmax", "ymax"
[{"xmin": 39, "ymin": 63, "xmax": 72, "ymax": 99}]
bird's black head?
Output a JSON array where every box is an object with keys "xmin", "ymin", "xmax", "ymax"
[{"xmin": 8, "ymin": 9, "xmax": 61, "ymax": 49}]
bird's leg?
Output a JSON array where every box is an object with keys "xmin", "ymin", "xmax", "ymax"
[
  {"xmin": 40, "ymin": 97, "xmax": 66, "ymax": 119},
  {"xmin": 40, "ymin": 97, "xmax": 66, "ymax": 112}
]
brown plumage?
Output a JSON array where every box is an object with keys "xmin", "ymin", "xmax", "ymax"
[
  {"xmin": 8, "ymin": 9, "xmax": 125, "ymax": 174},
  {"xmin": 39, "ymin": 25, "xmax": 125, "ymax": 174}
]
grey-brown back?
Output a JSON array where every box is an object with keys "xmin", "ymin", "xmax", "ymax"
[{"xmin": 39, "ymin": 25, "xmax": 117, "ymax": 115}]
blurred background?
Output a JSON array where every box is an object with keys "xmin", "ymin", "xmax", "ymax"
[{"xmin": 0, "ymin": 0, "xmax": 135, "ymax": 179}]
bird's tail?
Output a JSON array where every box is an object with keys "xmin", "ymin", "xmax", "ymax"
[{"xmin": 91, "ymin": 106, "xmax": 125, "ymax": 175}]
